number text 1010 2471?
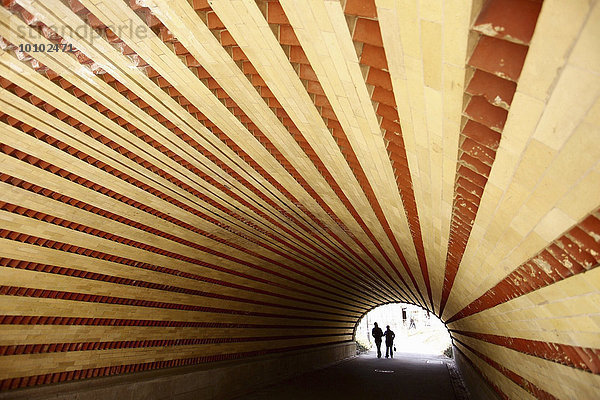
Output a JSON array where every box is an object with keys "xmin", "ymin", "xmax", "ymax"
[{"xmin": 18, "ymin": 43, "xmax": 75, "ymax": 53}]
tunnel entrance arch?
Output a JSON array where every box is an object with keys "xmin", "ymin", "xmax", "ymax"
[{"xmin": 354, "ymin": 303, "xmax": 452, "ymax": 356}]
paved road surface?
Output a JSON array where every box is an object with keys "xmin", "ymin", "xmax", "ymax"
[{"xmin": 237, "ymin": 351, "xmax": 464, "ymax": 400}]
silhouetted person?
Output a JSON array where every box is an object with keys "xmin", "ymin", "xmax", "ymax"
[
  {"xmin": 384, "ymin": 325, "xmax": 395, "ymax": 358},
  {"xmin": 409, "ymin": 317, "xmax": 416, "ymax": 330},
  {"xmin": 371, "ymin": 322, "xmax": 383, "ymax": 358}
]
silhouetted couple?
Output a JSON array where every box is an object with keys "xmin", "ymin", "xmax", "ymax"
[{"xmin": 371, "ymin": 322, "xmax": 395, "ymax": 359}]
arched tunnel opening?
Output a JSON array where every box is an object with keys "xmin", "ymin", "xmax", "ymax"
[
  {"xmin": 0, "ymin": 0, "xmax": 599, "ymax": 399},
  {"xmin": 354, "ymin": 303, "xmax": 452, "ymax": 357}
]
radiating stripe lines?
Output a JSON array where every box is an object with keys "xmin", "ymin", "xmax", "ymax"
[{"xmin": 0, "ymin": 0, "xmax": 597, "ymax": 397}]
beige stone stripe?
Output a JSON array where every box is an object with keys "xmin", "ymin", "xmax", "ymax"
[
  {"xmin": 0, "ymin": 268, "xmax": 326, "ymax": 320},
  {"xmin": 2, "ymin": 14, "xmax": 310, "ymax": 256},
  {"xmin": 0, "ymin": 222, "xmax": 363, "ymax": 317},
  {"xmin": 0, "ymin": 51, "xmax": 336, "ymax": 290},
  {"xmin": 0, "ymin": 49, "xmax": 376, "ymax": 296},
  {"xmin": 0, "ymin": 336, "xmax": 347, "ymax": 380},
  {"xmin": 70, "ymin": 0, "xmax": 371, "ymax": 263},
  {"xmin": 0, "ymin": 325, "xmax": 347, "ymax": 346},
  {"xmin": 0, "ymin": 89, "xmax": 303, "ymax": 257},
  {"xmin": 0, "ymin": 170, "xmax": 353, "ymax": 310},
  {"xmin": 375, "ymin": 0, "xmax": 433, "ymax": 303},
  {"xmin": 0, "ymin": 236, "xmax": 365, "ymax": 314},
  {"xmin": 138, "ymin": 1, "xmax": 406, "ymax": 288},
  {"xmin": 4, "ymin": 2, "xmax": 410, "ymax": 306},
  {"xmin": 437, "ymin": 0, "xmax": 476, "ymax": 308},
  {"xmin": 4, "ymin": 97, "xmax": 368, "ymax": 300},
  {"xmin": 126, "ymin": 4, "xmax": 409, "ymax": 305},
  {"xmin": 0, "ymin": 55, "xmax": 373, "ymax": 302},
  {"xmin": 0, "ymin": 207, "xmax": 313, "ymax": 304},
  {"xmin": 376, "ymin": 0, "xmax": 472, "ymax": 310},
  {"xmin": 448, "ymin": 267, "xmax": 600, "ymax": 349},
  {"xmin": 19, "ymin": 0, "xmax": 278, "ymax": 176},
  {"xmin": 443, "ymin": 1, "xmax": 600, "ymax": 319},
  {"xmin": 139, "ymin": 0, "xmax": 337, "ymax": 195},
  {"xmin": 0, "ymin": 266, "xmax": 356, "ymax": 319},
  {"xmin": 0, "ymin": 146, "xmax": 373, "ymax": 306},
  {"xmin": 455, "ymin": 342, "xmax": 537, "ymax": 400},
  {"xmin": 0, "ymin": 297, "xmax": 350, "ymax": 328},
  {"xmin": 278, "ymin": 0, "xmax": 425, "ymax": 304},
  {"xmin": 0, "ymin": 97, "xmax": 326, "ymax": 272},
  {"xmin": 69, "ymin": 0, "xmax": 353, "ymax": 261},
  {"xmin": 0, "ymin": 3, "xmax": 356, "ymax": 265},
  {"xmin": 0, "ymin": 178, "xmax": 288, "ymax": 285},
  {"xmin": 0, "ymin": 204, "xmax": 360, "ymax": 313},
  {"xmin": 455, "ymin": 333, "xmax": 600, "ymax": 400},
  {"xmin": 208, "ymin": 0, "xmax": 413, "ymax": 292},
  {"xmin": 92, "ymin": 3, "xmax": 404, "ymax": 291},
  {"xmin": 0, "ymin": 145, "xmax": 373, "ymax": 308},
  {"xmin": 0, "ymin": 52, "xmax": 325, "ymax": 256},
  {"xmin": 0, "ymin": 152, "xmax": 311, "ymax": 292},
  {"xmin": 0, "ymin": 4, "xmax": 273, "ymax": 204},
  {"xmin": 1, "ymin": 5, "xmax": 405, "ymax": 306}
]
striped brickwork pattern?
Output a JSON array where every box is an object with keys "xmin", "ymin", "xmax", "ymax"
[{"xmin": 0, "ymin": 0, "xmax": 598, "ymax": 398}]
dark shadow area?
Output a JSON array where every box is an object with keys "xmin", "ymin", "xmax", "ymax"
[{"xmin": 235, "ymin": 350, "xmax": 469, "ymax": 400}]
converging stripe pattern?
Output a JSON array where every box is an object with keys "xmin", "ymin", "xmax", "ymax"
[{"xmin": 0, "ymin": 0, "xmax": 599, "ymax": 399}]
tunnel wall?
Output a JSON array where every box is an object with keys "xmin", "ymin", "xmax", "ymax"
[
  {"xmin": 453, "ymin": 345, "xmax": 502, "ymax": 400},
  {"xmin": 0, "ymin": 0, "xmax": 599, "ymax": 399},
  {"xmin": 0, "ymin": 342, "xmax": 355, "ymax": 400}
]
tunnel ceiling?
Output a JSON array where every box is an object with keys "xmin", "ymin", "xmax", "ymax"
[{"xmin": 0, "ymin": 0, "xmax": 599, "ymax": 398}]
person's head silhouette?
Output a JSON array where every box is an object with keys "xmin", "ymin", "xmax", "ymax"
[
  {"xmin": 386, "ymin": 325, "xmax": 390, "ymax": 330},
  {"xmin": 374, "ymin": 322, "xmax": 378, "ymax": 327}
]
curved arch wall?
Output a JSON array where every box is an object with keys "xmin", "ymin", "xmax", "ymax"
[{"xmin": 0, "ymin": 0, "xmax": 598, "ymax": 398}]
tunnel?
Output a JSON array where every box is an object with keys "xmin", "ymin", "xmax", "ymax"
[{"xmin": 0, "ymin": 0, "xmax": 598, "ymax": 399}]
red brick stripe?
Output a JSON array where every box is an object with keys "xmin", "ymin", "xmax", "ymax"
[
  {"xmin": 0, "ymin": 199, "xmax": 368, "ymax": 316},
  {"xmin": 343, "ymin": 0, "xmax": 432, "ymax": 309},
  {"xmin": 0, "ymin": 339, "xmax": 351, "ymax": 390},
  {"xmin": 0, "ymin": 333, "xmax": 348, "ymax": 356},
  {"xmin": 0, "ymin": 226, "xmax": 358, "ymax": 314},
  {"xmin": 0, "ymin": 151, "xmax": 373, "ymax": 309},
  {"xmin": 0, "ymin": 286, "xmax": 351, "ymax": 323},
  {"xmin": 454, "ymin": 338, "xmax": 559, "ymax": 400},
  {"xmin": 95, "ymin": 71, "xmax": 376, "ymax": 291},
  {"xmin": 451, "ymin": 330, "xmax": 600, "ymax": 374},
  {"xmin": 0, "ymin": 257, "xmax": 361, "ymax": 317},
  {"xmin": 0, "ymin": 9, "xmax": 394, "ymax": 303},
  {"xmin": 453, "ymin": 345, "xmax": 510, "ymax": 400},
  {"xmin": 0, "ymin": 86, "xmax": 373, "ymax": 297},
  {"xmin": 439, "ymin": 0, "xmax": 543, "ymax": 314},
  {"xmin": 3, "ymin": 6, "xmax": 405, "ymax": 303},
  {"xmin": 0, "ymin": 133, "xmax": 377, "ymax": 305},
  {"xmin": 110, "ymin": 4, "xmax": 403, "ymax": 299},
  {"xmin": 0, "ymin": 315, "xmax": 348, "ymax": 329},
  {"xmin": 257, "ymin": 0, "xmax": 424, "ymax": 304},
  {"xmin": 448, "ymin": 210, "xmax": 600, "ymax": 322},
  {"xmin": 152, "ymin": 1, "xmax": 419, "ymax": 303},
  {"xmin": 0, "ymin": 172, "xmax": 380, "ymax": 310}
]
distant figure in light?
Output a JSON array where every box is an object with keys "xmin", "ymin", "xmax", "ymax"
[
  {"xmin": 409, "ymin": 317, "xmax": 416, "ymax": 330},
  {"xmin": 372, "ymin": 322, "xmax": 384, "ymax": 358},
  {"xmin": 384, "ymin": 325, "xmax": 395, "ymax": 358}
]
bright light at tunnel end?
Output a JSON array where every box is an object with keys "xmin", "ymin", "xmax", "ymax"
[{"xmin": 355, "ymin": 303, "xmax": 453, "ymax": 356}]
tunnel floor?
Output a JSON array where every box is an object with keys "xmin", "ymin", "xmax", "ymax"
[{"xmin": 236, "ymin": 350, "xmax": 468, "ymax": 400}]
